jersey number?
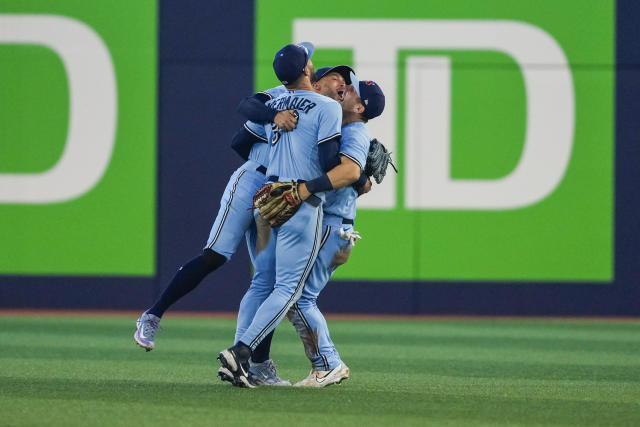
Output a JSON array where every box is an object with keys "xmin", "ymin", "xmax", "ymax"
[
  {"xmin": 271, "ymin": 123, "xmax": 281, "ymax": 145},
  {"xmin": 271, "ymin": 110, "xmax": 299, "ymax": 146}
]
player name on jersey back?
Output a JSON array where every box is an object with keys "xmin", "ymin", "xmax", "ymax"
[
  {"xmin": 264, "ymin": 90, "xmax": 342, "ymax": 184},
  {"xmin": 270, "ymin": 93, "xmax": 317, "ymax": 114}
]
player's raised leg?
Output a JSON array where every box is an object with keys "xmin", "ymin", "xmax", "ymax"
[{"xmin": 134, "ymin": 162, "xmax": 266, "ymax": 351}]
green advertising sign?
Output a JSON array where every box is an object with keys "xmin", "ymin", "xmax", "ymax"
[
  {"xmin": 0, "ymin": 1, "xmax": 157, "ymax": 275},
  {"xmin": 255, "ymin": 0, "xmax": 614, "ymax": 281}
]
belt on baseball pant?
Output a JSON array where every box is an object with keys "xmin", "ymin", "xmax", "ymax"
[
  {"xmin": 267, "ymin": 175, "xmax": 321, "ymax": 208},
  {"xmin": 256, "ymin": 165, "xmax": 267, "ymax": 174},
  {"xmin": 323, "ymin": 213, "xmax": 354, "ymax": 227}
]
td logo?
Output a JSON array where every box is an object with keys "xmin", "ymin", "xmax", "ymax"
[
  {"xmin": 295, "ymin": 19, "xmax": 574, "ymax": 210},
  {"xmin": 255, "ymin": 0, "xmax": 613, "ymax": 281},
  {"xmin": 0, "ymin": 14, "xmax": 116, "ymax": 204}
]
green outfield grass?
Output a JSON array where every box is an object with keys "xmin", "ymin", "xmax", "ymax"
[{"xmin": 1, "ymin": 314, "xmax": 639, "ymax": 426}]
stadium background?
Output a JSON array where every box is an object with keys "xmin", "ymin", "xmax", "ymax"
[{"xmin": 1, "ymin": 0, "xmax": 638, "ymax": 317}]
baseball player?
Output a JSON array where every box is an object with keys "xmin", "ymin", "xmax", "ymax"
[
  {"xmin": 288, "ymin": 72, "xmax": 386, "ymax": 386},
  {"xmin": 133, "ymin": 86, "xmax": 295, "ymax": 351},
  {"xmin": 227, "ymin": 70, "xmax": 387, "ymax": 388},
  {"xmin": 217, "ymin": 43, "xmax": 365, "ymax": 388},
  {"xmin": 229, "ymin": 65, "xmax": 358, "ymax": 386}
]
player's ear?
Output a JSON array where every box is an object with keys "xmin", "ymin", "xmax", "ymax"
[
  {"xmin": 354, "ymin": 102, "xmax": 365, "ymax": 114},
  {"xmin": 303, "ymin": 60, "xmax": 313, "ymax": 77}
]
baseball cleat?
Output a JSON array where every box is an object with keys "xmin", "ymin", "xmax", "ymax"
[
  {"xmin": 249, "ymin": 359, "xmax": 291, "ymax": 386},
  {"xmin": 217, "ymin": 366, "xmax": 239, "ymax": 386},
  {"xmin": 134, "ymin": 312, "xmax": 161, "ymax": 351},
  {"xmin": 294, "ymin": 363, "xmax": 350, "ymax": 387},
  {"xmin": 217, "ymin": 346, "xmax": 255, "ymax": 388}
]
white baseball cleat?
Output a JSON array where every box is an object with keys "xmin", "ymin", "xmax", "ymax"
[
  {"xmin": 294, "ymin": 363, "xmax": 350, "ymax": 387},
  {"xmin": 134, "ymin": 312, "xmax": 161, "ymax": 351}
]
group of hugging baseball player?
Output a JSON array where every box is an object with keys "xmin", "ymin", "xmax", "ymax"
[{"xmin": 134, "ymin": 41, "xmax": 395, "ymax": 388}]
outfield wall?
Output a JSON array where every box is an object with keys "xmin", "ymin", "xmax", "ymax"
[{"xmin": 1, "ymin": 0, "xmax": 638, "ymax": 315}]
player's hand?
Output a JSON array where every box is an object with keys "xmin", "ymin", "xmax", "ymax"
[
  {"xmin": 274, "ymin": 109, "xmax": 298, "ymax": 131},
  {"xmin": 298, "ymin": 183, "xmax": 311, "ymax": 200},
  {"xmin": 357, "ymin": 177, "xmax": 372, "ymax": 196}
]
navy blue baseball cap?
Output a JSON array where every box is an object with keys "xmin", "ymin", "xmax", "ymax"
[
  {"xmin": 315, "ymin": 65, "xmax": 353, "ymax": 84},
  {"xmin": 350, "ymin": 71, "xmax": 385, "ymax": 120},
  {"xmin": 273, "ymin": 42, "xmax": 315, "ymax": 85}
]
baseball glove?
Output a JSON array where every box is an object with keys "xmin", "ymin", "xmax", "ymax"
[
  {"xmin": 253, "ymin": 182, "xmax": 303, "ymax": 228},
  {"xmin": 364, "ymin": 138, "xmax": 398, "ymax": 184}
]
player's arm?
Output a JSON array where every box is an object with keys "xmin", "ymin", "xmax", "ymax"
[
  {"xmin": 298, "ymin": 102, "xmax": 362, "ymax": 199},
  {"xmin": 298, "ymin": 136, "xmax": 361, "ymax": 200},
  {"xmin": 237, "ymin": 92, "xmax": 298, "ymax": 131},
  {"xmin": 352, "ymin": 172, "xmax": 372, "ymax": 196},
  {"xmin": 230, "ymin": 125, "xmax": 266, "ymax": 160}
]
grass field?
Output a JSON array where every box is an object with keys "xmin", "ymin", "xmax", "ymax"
[{"xmin": 1, "ymin": 314, "xmax": 639, "ymax": 426}]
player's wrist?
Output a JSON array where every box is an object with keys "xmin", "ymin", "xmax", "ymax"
[
  {"xmin": 298, "ymin": 183, "xmax": 311, "ymax": 200},
  {"xmin": 304, "ymin": 174, "xmax": 333, "ymax": 195}
]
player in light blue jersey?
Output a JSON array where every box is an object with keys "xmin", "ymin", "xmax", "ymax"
[
  {"xmin": 133, "ymin": 83, "xmax": 296, "ymax": 352},
  {"xmin": 217, "ymin": 43, "xmax": 366, "ymax": 388},
  {"xmin": 290, "ymin": 72, "xmax": 386, "ymax": 386}
]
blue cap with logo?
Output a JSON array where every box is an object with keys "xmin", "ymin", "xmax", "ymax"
[
  {"xmin": 350, "ymin": 71, "xmax": 385, "ymax": 120},
  {"xmin": 315, "ymin": 65, "xmax": 354, "ymax": 85},
  {"xmin": 273, "ymin": 42, "xmax": 315, "ymax": 85}
]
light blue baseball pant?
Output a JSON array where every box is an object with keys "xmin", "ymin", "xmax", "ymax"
[
  {"xmin": 205, "ymin": 160, "xmax": 266, "ymax": 260},
  {"xmin": 235, "ymin": 212, "xmax": 352, "ymax": 370},
  {"xmin": 287, "ymin": 213, "xmax": 353, "ymax": 370},
  {"xmin": 234, "ymin": 212, "xmax": 277, "ymax": 343},
  {"xmin": 237, "ymin": 200, "xmax": 324, "ymax": 350}
]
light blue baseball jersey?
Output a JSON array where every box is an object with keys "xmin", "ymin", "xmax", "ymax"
[
  {"xmin": 323, "ymin": 121, "xmax": 370, "ymax": 219},
  {"xmin": 243, "ymin": 85, "xmax": 287, "ymax": 167},
  {"xmin": 265, "ymin": 90, "xmax": 342, "ymax": 184}
]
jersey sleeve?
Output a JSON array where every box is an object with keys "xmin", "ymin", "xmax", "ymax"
[
  {"xmin": 263, "ymin": 85, "xmax": 287, "ymax": 99},
  {"xmin": 317, "ymin": 100, "xmax": 342, "ymax": 144},
  {"xmin": 243, "ymin": 121, "xmax": 268, "ymax": 142},
  {"xmin": 339, "ymin": 125, "xmax": 370, "ymax": 170}
]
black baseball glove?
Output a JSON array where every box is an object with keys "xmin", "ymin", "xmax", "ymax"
[{"xmin": 364, "ymin": 138, "xmax": 398, "ymax": 184}]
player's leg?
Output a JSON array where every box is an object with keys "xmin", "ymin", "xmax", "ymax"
[
  {"xmin": 134, "ymin": 163, "xmax": 265, "ymax": 351},
  {"xmin": 218, "ymin": 202, "xmax": 324, "ymax": 387},
  {"xmin": 234, "ymin": 215, "xmax": 277, "ymax": 343},
  {"xmin": 219, "ymin": 214, "xmax": 290, "ymax": 386},
  {"xmin": 134, "ymin": 247, "xmax": 226, "ymax": 351},
  {"xmin": 289, "ymin": 218, "xmax": 355, "ymax": 386}
]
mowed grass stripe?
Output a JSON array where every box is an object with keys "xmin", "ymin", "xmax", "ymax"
[
  {"xmin": 1, "ymin": 379, "xmax": 638, "ymax": 426},
  {"xmin": 1, "ymin": 315, "xmax": 639, "ymax": 426}
]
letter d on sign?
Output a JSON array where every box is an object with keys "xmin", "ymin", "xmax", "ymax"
[{"xmin": 0, "ymin": 15, "xmax": 117, "ymax": 204}]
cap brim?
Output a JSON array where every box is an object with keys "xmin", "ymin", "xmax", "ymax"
[
  {"xmin": 350, "ymin": 71, "xmax": 361, "ymax": 97},
  {"xmin": 297, "ymin": 41, "xmax": 315, "ymax": 61},
  {"xmin": 316, "ymin": 65, "xmax": 354, "ymax": 84}
]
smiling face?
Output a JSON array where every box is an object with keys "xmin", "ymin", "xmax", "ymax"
[
  {"xmin": 312, "ymin": 71, "xmax": 346, "ymax": 101},
  {"xmin": 341, "ymin": 84, "xmax": 364, "ymax": 114}
]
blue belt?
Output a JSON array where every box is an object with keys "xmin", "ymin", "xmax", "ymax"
[
  {"xmin": 256, "ymin": 165, "xmax": 267, "ymax": 174},
  {"xmin": 267, "ymin": 175, "xmax": 306, "ymax": 183}
]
